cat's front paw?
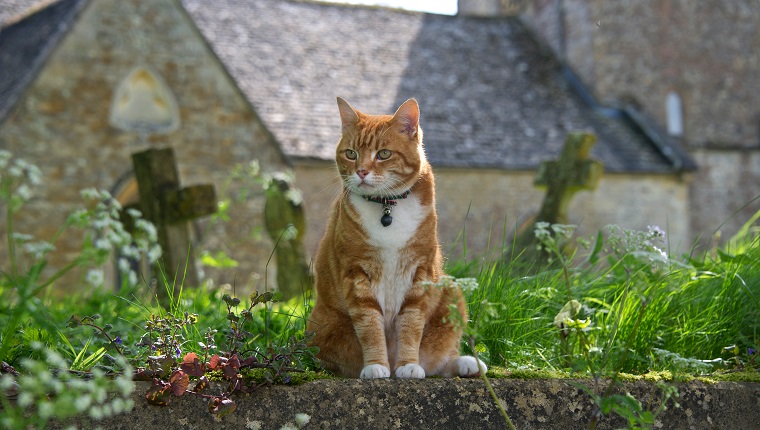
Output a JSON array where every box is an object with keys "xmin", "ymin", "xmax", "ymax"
[
  {"xmin": 455, "ymin": 356, "xmax": 487, "ymax": 377},
  {"xmin": 395, "ymin": 363, "xmax": 425, "ymax": 379},
  {"xmin": 360, "ymin": 364, "xmax": 391, "ymax": 379}
]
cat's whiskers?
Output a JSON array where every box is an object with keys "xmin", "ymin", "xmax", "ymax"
[{"xmin": 308, "ymin": 173, "xmax": 344, "ymax": 203}]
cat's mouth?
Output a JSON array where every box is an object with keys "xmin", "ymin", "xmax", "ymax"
[{"xmin": 351, "ymin": 183, "xmax": 376, "ymax": 195}]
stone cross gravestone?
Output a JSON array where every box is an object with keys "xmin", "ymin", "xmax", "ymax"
[
  {"xmin": 512, "ymin": 132, "xmax": 603, "ymax": 260},
  {"xmin": 534, "ymin": 132, "xmax": 603, "ymax": 225},
  {"xmin": 131, "ymin": 147, "xmax": 216, "ymax": 300}
]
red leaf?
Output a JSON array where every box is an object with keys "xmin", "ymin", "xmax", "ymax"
[
  {"xmin": 239, "ymin": 355, "xmax": 258, "ymax": 368},
  {"xmin": 222, "ymin": 363, "xmax": 237, "ymax": 379},
  {"xmin": 209, "ymin": 354, "xmax": 224, "ymax": 370},
  {"xmin": 228, "ymin": 354, "xmax": 241, "ymax": 369},
  {"xmin": 169, "ymin": 370, "xmax": 189, "ymax": 396},
  {"xmin": 180, "ymin": 352, "xmax": 205, "ymax": 377},
  {"xmin": 209, "ymin": 397, "xmax": 237, "ymax": 417},
  {"xmin": 133, "ymin": 368, "xmax": 155, "ymax": 381}
]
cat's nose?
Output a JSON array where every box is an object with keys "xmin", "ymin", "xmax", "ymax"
[{"xmin": 356, "ymin": 169, "xmax": 369, "ymax": 179}]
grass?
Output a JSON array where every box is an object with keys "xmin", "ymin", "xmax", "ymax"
[{"xmin": 452, "ymin": 219, "xmax": 760, "ymax": 377}]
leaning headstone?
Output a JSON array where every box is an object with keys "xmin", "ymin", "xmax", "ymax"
[
  {"xmin": 513, "ymin": 132, "xmax": 603, "ymax": 260},
  {"xmin": 264, "ymin": 173, "xmax": 310, "ymax": 299},
  {"xmin": 130, "ymin": 147, "xmax": 216, "ymax": 302},
  {"xmin": 534, "ymin": 132, "xmax": 603, "ymax": 225}
]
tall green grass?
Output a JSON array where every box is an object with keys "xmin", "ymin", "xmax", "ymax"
[{"xmin": 453, "ymin": 216, "xmax": 760, "ymax": 375}]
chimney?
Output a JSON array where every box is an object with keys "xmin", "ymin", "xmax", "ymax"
[{"xmin": 457, "ymin": 0, "xmax": 520, "ymax": 17}]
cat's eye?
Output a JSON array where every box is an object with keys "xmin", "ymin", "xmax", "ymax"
[
  {"xmin": 345, "ymin": 149, "xmax": 358, "ymax": 160},
  {"xmin": 376, "ymin": 149, "xmax": 392, "ymax": 160}
]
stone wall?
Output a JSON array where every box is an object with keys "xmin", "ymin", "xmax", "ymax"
[
  {"xmin": 0, "ymin": 0, "xmax": 288, "ymax": 293},
  {"xmin": 294, "ymin": 162, "xmax": 690, "ymax": 262},
  {"xmin": 689, "ymin": 149, "xmax": 760, "ymax": 242},
  {"xmin": 59, "ymin": 378, "xmax": 760, "ymax": 430},
  {"xmin": 521, "ymin": 0, "xmax": 760, "ymax": 247}
]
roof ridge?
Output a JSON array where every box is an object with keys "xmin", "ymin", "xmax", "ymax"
[{"xmin": 2, "ymin": 0, "xmax": 61, "ymax": 27}]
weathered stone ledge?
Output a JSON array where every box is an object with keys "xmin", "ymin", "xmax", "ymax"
[{"xmin": 59, "ymin": 378, "xmax": 760, "ymax": 429}]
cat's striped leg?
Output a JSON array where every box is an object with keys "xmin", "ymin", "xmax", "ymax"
[
  {"xmin": 347, "ymin": 277, "xmax": 391, "ymax": 379},
  {"xmin": 308, "ymin": 303, "xmax": 364, "ymax": 377},
  {"xmin": 393, "ymin": 284, "xmax": 427, "ymax": 379}
]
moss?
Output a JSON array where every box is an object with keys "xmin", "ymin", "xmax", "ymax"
[
  {"xmin": 240, "ymin": 368, "xmax": 334, "ymax": 385},
  {"xmin": 483, "ymin": 366, "xmax": 760, "ymax": 385},
  {"xmin": 486, "ymin": 366, "xmax": 575, "ymax": 380},
  {"xmin": 701, "ymin": 371, "xmax": 760, "ymax": 383}
]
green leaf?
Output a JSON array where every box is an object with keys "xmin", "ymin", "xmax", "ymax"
[{"xmin": 587, "ymin": 230, "xmax": 604, "ymax": 265}]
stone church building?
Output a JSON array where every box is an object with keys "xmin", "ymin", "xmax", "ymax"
[{"xmin": 2, "ymin": 0, "xmax": 751, "ymax": 293}]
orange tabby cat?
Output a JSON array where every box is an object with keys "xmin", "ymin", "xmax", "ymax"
[{"xmin": 306, "ymin": 97, "xmax": 486, "ymax": 379}]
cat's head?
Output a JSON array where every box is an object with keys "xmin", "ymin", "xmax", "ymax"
[{"xmin": 335, "ymin": 97, "xmax": 426, "ymax": 197}]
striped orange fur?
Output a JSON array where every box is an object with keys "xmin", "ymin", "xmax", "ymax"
[{"xmin": 306, "ymin": 97, "xmax": 486, "ymax": 379}]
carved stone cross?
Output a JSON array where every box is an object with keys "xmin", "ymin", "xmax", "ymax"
[
  {"xmin": 534, "ymin": 132, "xmax": 603, "ymax": 225},
  {"xmin": 131, "ymin": 147, "xmax": 216, "ymax": 299},
  {"xmin": 508, "ymin": 132, "xmax": 604, "ymax": 265}
]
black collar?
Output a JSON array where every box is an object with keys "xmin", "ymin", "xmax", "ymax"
[{"xmin": 361, "ymin": 190, "xmax": 411, "ymax": 227}]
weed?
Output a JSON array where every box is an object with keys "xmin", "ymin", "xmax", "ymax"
[{"xmin": 123, "ymin": 289, "xmax": 318, "ymax": 417}]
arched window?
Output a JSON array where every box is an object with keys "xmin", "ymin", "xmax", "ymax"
[
  {"xmin": 666, "ymin": 91, "xmax": 683, "ymax": 137},
  {"xmin": 109, "ymin": 66, "xmax": 180, "ymax": 134}
]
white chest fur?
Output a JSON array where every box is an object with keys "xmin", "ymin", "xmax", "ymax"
[{"xmin": 349, "ymin": 193, "xmax": 425, "ymax": 324}]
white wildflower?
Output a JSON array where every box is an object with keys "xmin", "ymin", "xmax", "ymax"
[
  {"xmin": 24, "ymin": 241, "xmax": 55, "ymax": 259},
  {"xmin": 7, "ymin": 164, "xmax": 22, "ymax": 178},
  {"xmin": 0, "ymin": 375, "xmax": 14, "ymax": 390},
  {"xmin": 647, "ymin": 225, "xmax": 666, "ymax": 240},
  {"xmin": 80, "ymin": 188, "xmax": 100, "ymax": 200},
  {"xmin": 0, "ymin": 150, "xmax": 11, "ymax": 169},
  {"xmin": 26, "ymin": 164, "xmax": 42, "ymax": 186},
  {"xmin": 94, "ymin": 238, "xmax": 111, "ymax": 251},
  {"xmin": 286, "ymin": 188, "xmax": 303, "ymax": 206},
  {"xmin": 456, "ymin": 278, "xmax": 479, "ymax": 292},
  {"xmin": 75, "ymin": 394, "xmax": 93, "ymax": 412},
  {"xmin": 38, "ymin": 401, "xmax": 54, "ymax": 420},
  {"xmin": 88, "ymin": 405, "xmax": 104, "ymax": 420},
  {"xmin": 118, "ymin": 258, "xmax": 131, "ymax": 273},
  {"xmin": 45, "ymin": 352, "xmax": 67, "ymax": 370},
  {"xmin": 11, "ymin": 232, "xmax": 32, "ymax": 243},
  {"xmin": 126, "ymin": 270, "xmax": 138, "ymax": 287},
  {"xmin": 126, "ymin": 207, "xmax": 142, "ymax": 218},
  {"xmin": 119, "ymin": 245, "xmax": 140, "ymax": 260},
  {"xmin": 85, "ymin": 269, "xmax": 105, "ymax": 287},
  {"xmin": 147, "ymin": 245, "xmax": 162, "ymax": 263},
  {"xmin": 283, "ymin": 224, "xmax": 298, "ymax": 241},
  {"xmin": 17, "ymin": 391, "xmax": 33, "ymax": 408},
  {"xmin": 136, "ymin": 219, "xmax": 157, "ymax": 242},
  {"xmin": 16, "ymin": 184, "xmax": 32, "ymax": 201}
]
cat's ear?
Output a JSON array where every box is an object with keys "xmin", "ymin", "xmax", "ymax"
[
  {"xmin": 391, "ymin": 98, "xmax": 420, "ymax": 140},
  {"xmin": 337, "ymin": 97, "xmax": 359, "ymax": 133}
]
